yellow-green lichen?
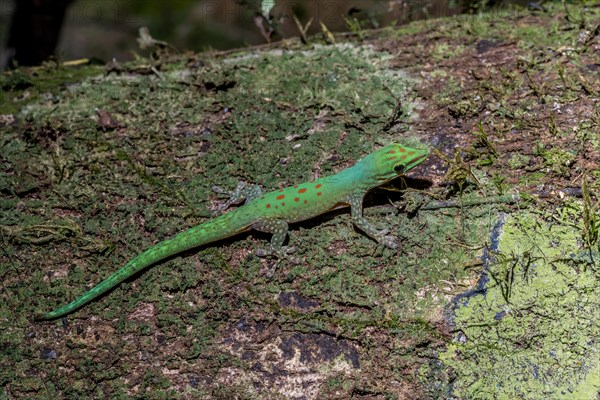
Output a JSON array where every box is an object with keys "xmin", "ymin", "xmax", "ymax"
[{"xmin": 439, "ymin": 205, "xmax": 599, "ymax": 399}]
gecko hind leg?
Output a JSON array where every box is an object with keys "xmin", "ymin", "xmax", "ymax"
[
  {"xmin": 212, "ymin": 181, "xmax": 262, "ymax": 211},
  {"xmin": 252, "ymin": 218, "xmax": 298, "ymax": 276}
]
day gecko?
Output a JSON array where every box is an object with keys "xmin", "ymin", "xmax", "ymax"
[{"xmin": 36, "ymin": 144, "xmax": 428, "ymax": 320}]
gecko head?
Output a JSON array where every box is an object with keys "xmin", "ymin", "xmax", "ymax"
[{"xmin": 364, "ymin": 143, "xmax": 429, "ymax": 184}]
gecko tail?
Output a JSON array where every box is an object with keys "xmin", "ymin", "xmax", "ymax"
[
  {"xmin": 34, "ymin": 247, "xmax": 163, "ymax": 320},
  {"xmin": 35, "ymin": 229, "xmax": 207, "ymax": 320},
  {"xmin": 35, "ymin": 211, "xmax": 252, "ymax": 320}
]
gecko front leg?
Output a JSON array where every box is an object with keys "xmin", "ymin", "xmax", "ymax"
[
  {"xmin": 347, "ymin": 193, "xmax": 398, "ymax": 250},
  {"xmin": 212, "ymin": 181, "xmax": 262, "ymax": 211}
]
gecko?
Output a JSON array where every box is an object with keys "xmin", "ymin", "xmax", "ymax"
[{"xmin": 35, "ymin": 143, "xmax": 428, "ymax": 320}]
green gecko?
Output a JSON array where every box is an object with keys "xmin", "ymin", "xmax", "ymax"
[{"xmin": 36, "ymin": 144, "xmax": 428, "ymax": 320}]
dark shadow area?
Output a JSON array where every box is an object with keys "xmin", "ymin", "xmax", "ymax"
[{"xmin": 4, "ymin": 0, "xmax": 74, "ymax": 68}]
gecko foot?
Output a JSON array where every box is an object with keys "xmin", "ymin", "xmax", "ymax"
[
  {"xmin": 213, "ymin": 181, "xmax": 263, "ymax": 213},
  {"xmin": 372, "ymin": 229, "xmax": 399, "ymax": 250},
  {"xmin": 372, "ymin": 228, "xmax": 398, "ymax": 250},
  {"xmin": 255, "ymin": 245, "xmax": 297, "ymax": 258},
  {"xmin": 212, "ymin": 181, "xmax": 247, "ymax": 212},
  {"xmin": 378, "ymin": 235, "xmax": 399, "ymax": 250},
  {"xmin": 256, "ymin": 246, "xmax": 299, "ymax": 277}
]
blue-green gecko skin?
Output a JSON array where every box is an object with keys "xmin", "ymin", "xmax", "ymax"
[{"xmin": 36, "ymin": 144, "xmax": 428, "ymax": 320}]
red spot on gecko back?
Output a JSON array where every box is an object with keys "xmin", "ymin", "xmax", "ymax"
[
  {"xmin": 276, "ymin": 194, "xmax": 285, "ymax": 200},
  {"xmin": 388, "ymin": 149, "xmax": 395, "ymax": 154},
  {"xmin": 317, "ymin": 192, "xmax": 322, "ymax": 196},
  {"xmin": 304, "ymin": 199, "xmax": 308, "ymax": 204},
  {"xmin": 315, "ymin": 184, "xmax": 322, "ymax": 188},
  {"xmin": 385, "ymin": 156, "xmax": 398, "ymax": 161},
  {"xmin": 399, "ymin": 148, "xmax": 406, "ymax": 152},
  {"xmin": 408, "ymin": 151, "xmax": 414, "ymax": 155},
  {"xmin": 294, "ymin": 197, "xmax": 300, "ymax": 202},
  {"xmin": 298, "ymin": 188, "xmax": 306, "ymax": 193},
  {"xmin": 266, "ymin": 204, "xmax": 271, "ymax": 208},
  {"xmin": 401, "ymin": 155, "xmax": 407, "ymax": 159}
]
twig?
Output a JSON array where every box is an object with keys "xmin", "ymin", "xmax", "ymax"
[{"xmin": 421, "ymin": 194, "xmax": 520, "ymax": 210}]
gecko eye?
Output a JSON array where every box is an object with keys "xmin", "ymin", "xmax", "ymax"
[{"xmin": 393, "ymin": 164, "xmax": 405, "ymax": 174}]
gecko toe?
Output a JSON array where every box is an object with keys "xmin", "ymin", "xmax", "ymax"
[
  {"xmin": 380, "ymin": 236, "xmax": 398, "ymax": 249},
  {"xmin": 255, "ymin": 248, "xmax": 272, "ymax": 257}
]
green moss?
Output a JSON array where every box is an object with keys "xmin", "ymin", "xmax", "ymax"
[
  {"xmin": 507, "ymin": 153, "xmax": 530, "ymax": 170},
  {"xmin": 592, "ymin": 170, "xmax": 600, "ymax": 190},
  {"xmin": 541, "ymin": 148, "xmax": 576, "ymax": 176},
  {"xmin": 0, "ymin": 64, "xmax": 104, "ymax": 115},
  {"xmin": 432, "ymin": 76, "xmax": 463, "ymax": 107},
  {"xmin": 431, "ymin": 42, "xmax": 466, "ymax": 61},
  {"xmin": 439, "ymin": 206, "xmax": 600, "ymax": 399},
  {"xmin": 519, "ymin": 171, "xmax": 544, "ymax": 186},
  {"xmin": 447, "ymin": 99, "xmax": 475, "ymax": 117}
]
